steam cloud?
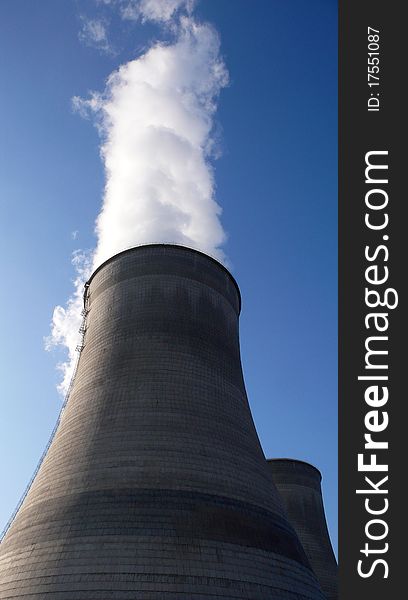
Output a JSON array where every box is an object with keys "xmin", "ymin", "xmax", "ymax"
[
  {"xmin": 47, "ymin": 0, "xmax": 229, "ymax": 395},
  {"xmin": 120, "ymin": 0, "xmax": 195, "ymax": 23}
]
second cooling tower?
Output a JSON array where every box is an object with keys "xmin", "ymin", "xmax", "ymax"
[
  {"xmin": 267, "ymin": 458, "xmax": 338, "ymax": 600},
  {"xmin": 0, "ymin": 245, "xmax": 325, "ymax": 599}
]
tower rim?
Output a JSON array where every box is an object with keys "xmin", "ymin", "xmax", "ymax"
[
  {"xmin": 86, "ymin": 243, "xmax": 241, "ymax": 313},
  {"xmin": 267, "ymin": 458, "xmax": 323, "ymax": 482}
]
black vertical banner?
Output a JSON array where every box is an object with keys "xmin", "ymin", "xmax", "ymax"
[{"xmin": 339, "ymin": 2, "xmax": 405, "ymax": 599}]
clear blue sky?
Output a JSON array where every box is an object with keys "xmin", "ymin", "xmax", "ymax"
[{"xmin": 0, "ymin": 0, "xmax": 338, "ymax": 551}]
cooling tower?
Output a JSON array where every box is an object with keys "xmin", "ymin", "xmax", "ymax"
[
  {"xmin": 267, "ymin": 459, "xmax": 338, "ymax": 600},
  {"xmin": 0, "ymin": 245, "xmax": 325, "ymax": 599}
]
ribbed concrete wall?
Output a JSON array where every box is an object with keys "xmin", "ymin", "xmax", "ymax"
[
  {"xmin": 267, "ymin": 459, "xmax": 338, "ymax": 600},
  {"xmin": 0, "ymin": 245, "xmax": 324, "ymax": 599}
]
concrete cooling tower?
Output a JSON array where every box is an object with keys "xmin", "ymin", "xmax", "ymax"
[
  {"xmin": 267, "ymin": 459, "xmax": 338, "ymax": 600},
  {"xmin": 0, "ymin": 244, "xmax": 326, "ymax": 599}
]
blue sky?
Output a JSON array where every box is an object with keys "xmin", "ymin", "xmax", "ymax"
[{"xmin": 0, "ymin": 0, "xmax": 337, "ymax": 551}]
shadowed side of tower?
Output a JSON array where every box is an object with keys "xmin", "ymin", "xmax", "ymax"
[
  {"xmin": 0, "ymin": 245, "xmax": 324, "ymax": 599},
  {"xmin": 267, "ymin": 459, "xmax": 338, "ymax": 600}
]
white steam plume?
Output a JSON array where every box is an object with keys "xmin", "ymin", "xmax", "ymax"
[{"xmin": 47, "ymin": 4, "xmax": 228, "ymax": 395}]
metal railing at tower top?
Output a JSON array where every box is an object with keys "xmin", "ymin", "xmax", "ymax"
[{"xmin": 0, "ymin": 286, "xmax": 90, "ymax": 543}]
